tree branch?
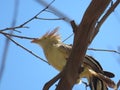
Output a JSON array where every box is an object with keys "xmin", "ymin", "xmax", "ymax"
[
  {"xmin": 43, "ymin": 71, "xmax": 63, "ymax": 90},
  {"xmin": 3, "ymin": 34, "xmax": 49, "ymax": 64},
  {"xmin": 56, "ymin": 0, "xmax": 111, "ymax": 90},
  {"xmin": 0, "ymin": 0, "xmax": 55, "ymax": 32},
  {"xmin": 88, "ymin": 48, "xmax": 120, "ymax": 54},
  {"xmin": 91, "ymin": 0, "xmax": 120, "ymax": 42},
  {"xmin": 36, "ymin": 0, "xmax": 71, "ymax": 23},
  {"xmin": 0, "ymin": 31, "xmax": 35, "ymax": 40}
]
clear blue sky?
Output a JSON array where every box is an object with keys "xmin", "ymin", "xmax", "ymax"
[{"xmin": 0, "ymin": 0, "xmax": 120, "ymax": 90}]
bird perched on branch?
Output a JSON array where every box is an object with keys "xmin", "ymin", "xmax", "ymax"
[{"xmin": 31, "ymin": 27, "xmax": 117, "ymax": 90}]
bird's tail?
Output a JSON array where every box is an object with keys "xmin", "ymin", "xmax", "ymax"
[
  {"xmin": 89, "ymin": 76, "xmax": 108, "ymax": 90},
  {"xmin": 89, "ymin": 69, "xmax": 117, "ymax": 90}
]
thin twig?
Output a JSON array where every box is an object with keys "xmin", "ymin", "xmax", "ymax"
[
  {"xmin": 82, "ymin": 81, "xmax": 89, "ymax": 90},
  {"xmin": 20, "ymin": 0, "xmax": 55, "ymax": 27},
  {"xmin": 36, "ymin": 0, "xmax": 71, "ymax": 23},
  {"xmin": 0, "ymin": 0, "xmax": 55, "ymax": 32},
  {"xmin": 0, "ymin": 31, "xmax": 36, "ymax": 40},
  {"xmin": 36, "ymin": 17, "xmax": 65, "ymax": 21},
  {"xmin": 91, "ymin": 0, "xmax": 120, "ymax": 41},
  {"xmin": 2, "ymin": 31, "xmax": 120, "ymax": 55},
  {"xmin": 88, "ymin": 48, "xmax": 120, "ymax": 54},
  {"xmin": 0, "ymin": 0, "xmax": 55, "ymax": 71},
  {"xmin": 43, "ymin": 71, "xmax": 63, "ymax": 90},
  {"xmin": 3, "ymin": 35, "xmax": 49, "ymax": 64},
  {"xmin": 0, "ymin": 26, "xmax": 29, "ymax": 32},
  {"xmin": 62, "ymin": 33, "xmax": 73, "ymax": 42}
]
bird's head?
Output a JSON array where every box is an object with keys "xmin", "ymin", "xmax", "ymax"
[{"xmin": 31, "ymin": 27, "xmax": 61, "ymax": 48}]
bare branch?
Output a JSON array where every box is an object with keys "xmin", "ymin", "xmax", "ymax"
[
  {"xmin": 0, "ymin": 0, "xmax": 55, "ymax": 32},
  {"xmin": 0, "ymin": 26, "xmax": 29, "ymax": 32},
  {"xmin": 3, "ymin": 34, "xmax": 49, "ymax": 64},
  {"xmin": 56, "ymin": 0, "xmax": 111, "ymax": 90},
  {"xmin": 35, "ymin": 17, "xmax": 65, "ymax": 21},
  {"xmin": 62, "ymin": 33, "xmax": 73, "ymax": 43},
  {"xmin": 16, "ymin": 0, "xmax": 55, "ymax": 27},
  {"xmin": 88, "ymin": 48, "xmax": 120, "ymax": 54},
  {"xmin": 36, "ymin": 0, "xmax": 72, "ymax": 23},
  {"xmin": 0, "ymin": 31, "xmax": 36, "ymax": 40},
  {"xmin": 91, "ymin": 0, "xmax": 120, "ymax": 41},
  {"xmin": 70, "ymin": 21, "xmax": 78, "ymax": 33},
  {"xmin": 43, "ymin": 72, "xmax": 63, "ymax": 90},
  {"xmin": 0, "ymin": 1, "xmax": 55, "ymax": 75}
]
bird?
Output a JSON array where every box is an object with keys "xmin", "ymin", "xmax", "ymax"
[{"xmin": 31, "ymin": 27, "xmax": 117, "ymax": 90}]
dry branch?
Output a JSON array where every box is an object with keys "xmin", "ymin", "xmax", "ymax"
[
  {"xmin": 3, "ymin": 34, "xmax": 49, "ymax": 64},
  {"xmin": 56, "ymin": 0, "xmax": 111, "ymax": 90},
  {"xmin": 91, "ymin": 0, "xmax": 120, "ymax": 41},
  {"xmin": 0, "ymin": 0, "xmax": 55, "ymax": 32},
  {"xmin": 88, "ymin": 48, "xmax": 120, "ymax": 54},
  {"xmin": 0, "ymin": 0, "xmax": 119, "ymax": 89},
  {"xmin": 0, "ymin": 0, "xmax": 56, "ymax": 69},
  {"xmin": 36, "ymin": 0, "xmax": 71, "ymax": 23}
]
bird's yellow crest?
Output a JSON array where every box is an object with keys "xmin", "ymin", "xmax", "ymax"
[
  {"xmin": 31, "ymin": 27, "xmax": 61, "ymax": 45},
  {"xmin": 42, "ymin": 27, "xmax": 61, "ymax": 42}
]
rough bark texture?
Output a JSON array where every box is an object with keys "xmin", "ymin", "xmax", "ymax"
[{"xmin": 55, "ymin": 0, "xmax": 111, "ymax": 90}]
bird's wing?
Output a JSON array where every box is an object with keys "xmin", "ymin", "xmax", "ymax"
[
  {"xmin": 84, "ymin": 55, "xmax": 103, "ymax": 73},
  {"xmin": 58, "ymin": 43, "xmax": 114, "ymax": 78},
  {"xmin": 84, "ymin": 55, "xmax": 115, "ymax": 78},
  {"xmin": 58, "ymin": 44, "xmax": 103, "ymax": 72},
  {"xmin": 58, "ymin": 43, "xmax": 72, "ymax": 58}
]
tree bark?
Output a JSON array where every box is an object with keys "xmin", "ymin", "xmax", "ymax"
[{"xmin": 56, "ymin": 0, "xmax": 110, "ymax": 90}]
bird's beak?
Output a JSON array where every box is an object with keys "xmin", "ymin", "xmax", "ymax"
[{"xmin": 31, "ymin": 38, "xmax": 39, "ymax": 43}]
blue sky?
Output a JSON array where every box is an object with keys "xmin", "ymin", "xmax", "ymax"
[{"xmin": 0, "ymin": 0, "xmax": 120, "ymax": 90}]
